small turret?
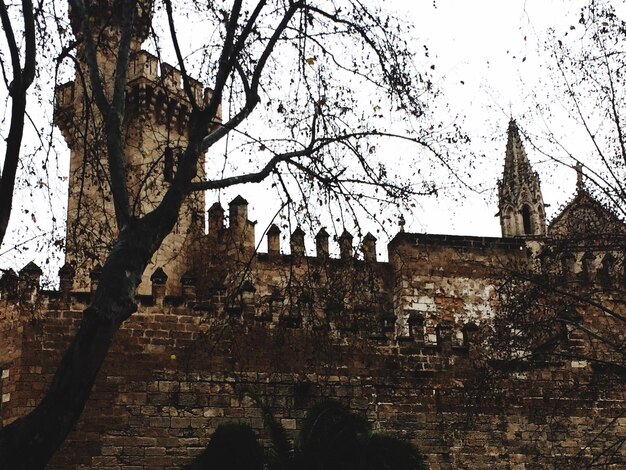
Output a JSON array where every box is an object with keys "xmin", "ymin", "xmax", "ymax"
[
  {"xmin": 267, "ymin": 224, "xmax": 281, "ymax": 256},
  {"xmin": 498, "ymin": 119, "xmax": 546, "ymax": 237},
  {"xmin": 150, "ymin": 267, "xmax": 168, "ymax": 303},
  {"xmin": 0, "ymin": 269, "xmax": 18, "ymax": 299},
  {"xmin": 208, "ymin": 202, "xmax": 224, "ymax": 238},
  {"xmin": 19, "ymin": 261, "xmax": 42, "ymax": 301},
  {"xmin": 19, "ymin": 261, "xmax": 42, "ymax": 286},
  {"xmin": 291, "ymin": 227, "xmax": 305, "ymax": 257},
  {"xmin": 58, "ymin": 263, "xmax": 75, "ymax": 293},
  {"xmin": 315, "ymin": 228, "xmax": 329, "ymax": 257},
  {"xmin": 228, "ymin": 196, "xmax": 255, "ymax": 251},
  {"xmin": 229, "ymin": 196, "xmax": 248, "ymax": 232},
  {"xmin": 362, "ymin": 233, "xmax": 377, "ymax": 261},
  {"xmin": 339, "ymin": 229, "xmax": 353, "ymax": 259}
]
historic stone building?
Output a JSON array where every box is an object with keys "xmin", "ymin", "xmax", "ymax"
[
  {"xmin": 1, "ymin": 3, "xmax": 625, "ymax": 469},
  {"xmin": 55, "ymin": 0, "xmax": 213, "ymax": 296}
]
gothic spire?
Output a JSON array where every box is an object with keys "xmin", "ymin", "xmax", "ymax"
[
  {"xmin": 498, "ymin": 119, "xmax": 546, "ymax": 237},
  {"xmin": 502, "ymin": 119, "xmax": 534, "ymax": 200}
]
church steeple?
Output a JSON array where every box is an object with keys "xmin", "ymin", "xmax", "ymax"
[{"xmin": 498, "ymin": 119, "xmax": 546, "ymax": 237}]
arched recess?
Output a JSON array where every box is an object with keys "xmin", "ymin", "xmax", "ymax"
[{"xmin": 521, "ymin": 204, "xmax": 532, "ymax": 235}]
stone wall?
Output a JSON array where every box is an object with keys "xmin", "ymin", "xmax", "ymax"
[
  {"xmin": 55, "ymin": 47, "xmax": 218, "ymax": 296},
  {"xmin": 1, "ymin": 231, "xmax": 625, "ymax": 469}
]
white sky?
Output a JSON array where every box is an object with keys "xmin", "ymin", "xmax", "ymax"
[
  {"xmin": 0, "ymin": 0, "xmax": 601, "ymax": 276},
  {"xmin": 374, "ymin": 0, "xmax": 590, "ymax": 237},
  {"xmin": 227, "ymin": 0, "xmax": 593, "ymax": 245}
]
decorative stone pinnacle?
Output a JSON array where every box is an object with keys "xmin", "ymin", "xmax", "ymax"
[
  {"xmin": 363, "ymin": 232, "xmax": 376, "ymax": 241},
  {"xmin": 575, "ymin": 162, "xmax": 584, "ymax": 193},
  {"xmin": 208, "ymin": 202, "xmax": 224, "ymax": 213},
  {"xmin": 499, "ymin": 119, "xmax": 546, "ymax": 237},
  {"xmin": 315, "ymin": 227, "xmax": 329, "ymax": 239},
  {"xmin": 291, "ymin": 227, "xmax": 305, "ymax": 257},
  {"xmin": 229, "ymin": 195, "xmax": 248, "ymax": 206},
  {"xmin": 150, "ymin": 267, "xmax": 168, "ymax": 285},
  {"xmin": 58, "ymin": 262, "xmax": 75, "ymax": 279},
  {"xmin": 315, "ymin": 227, "xmax": 329, "ymax": 257},
  {"xmin": 268, "ymin": 224, "xmax": 281, "ymax": 235},
  {"xmin": 339, "ymin": 229, "xmax": 353, "ymax": 240},
  {"xmin": 339, "ymin": 229, "xmax": 353, "ymax": 259},
  {"xmin": 19, "ymin": 261, "xmax": 42, "ymax": 277},
  {"xmin": 362, "ymin": 232, "xmax": 377, "ymax": 262},
  {"xmin": 267, "ymin": 224, "xmax": 281, "ymax": 255}
]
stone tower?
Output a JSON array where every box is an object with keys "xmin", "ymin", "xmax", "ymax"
[
  {"xmin": 54, "ymin": 0, "xmax": 210, "ymax": 294},
  {"xmin": 498, "ymin": 119, "xmax": 546, "ymax": 237}
]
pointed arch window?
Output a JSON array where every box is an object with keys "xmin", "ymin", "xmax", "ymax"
[
  {"xmin": 599, "ymin": 253, "xmax": 616, "ymax": 288},
  {"xmin": 521, "ymin": 204, "xmax": 532, "ymax": 235}
]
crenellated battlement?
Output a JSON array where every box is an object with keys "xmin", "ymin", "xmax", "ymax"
[
  {"xmin": 55, "ymin": 50, "xmax": 219, "ymax": 141},
  {"xmin": 0, "ymin": 281, "xmax": 480, "ymax": 361},
  {"xmin": 127, "ymin": 51, "xmax": 207, "ymax": 105},
  {"xmin": 4, "ymin": 195, "xmax": 623, "ymax": 366}
]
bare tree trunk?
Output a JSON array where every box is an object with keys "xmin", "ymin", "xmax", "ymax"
[
  {"xmin": 0, "ymin": 203, "xmax": 180, "ymax": 469},
  {"xmin": 0, "ymin": 0, "xmax": 36, "ymax": 248}
]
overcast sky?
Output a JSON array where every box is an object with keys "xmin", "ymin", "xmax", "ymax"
[
  {"xmin": 215, "ymin": 0, "xmax": 593, "ymax": 242},
  {"xmin": 0, "ymin": 0, "xmax": 602, "ymax": 275},
  {"xmin": 375, "ymin": 0, "xmax": 591, "ymax": 237}
]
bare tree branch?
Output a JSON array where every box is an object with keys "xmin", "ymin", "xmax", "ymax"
[{"xmin": 0, "ymin": 0, "xmax": 36, "ymax": 248}]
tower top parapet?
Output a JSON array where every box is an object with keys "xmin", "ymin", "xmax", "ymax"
[
  {"xmin": 55, "ymin": 49, "xmax": 217, "ymax": 144},
  {"xmin": 56, "ymin": 50, "xmax": 210, "ymax": 114},
  {"xmin": 69, "ymin": 0, "xmax": 153, "ymax": 47}
]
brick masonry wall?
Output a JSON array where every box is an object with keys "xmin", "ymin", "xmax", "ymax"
[
  {"xmin": 2, "ymin": 294, "xmax": 625, "ymax": 470},
  {"xmin": 1, "ymin": 232, "xmax": 625, "ymax": 469}
]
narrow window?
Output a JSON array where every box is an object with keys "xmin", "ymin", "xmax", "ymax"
[
  {"xmin": 164, "ymin": 147, "xmax": 174, "ymax": 182},
  {"xmin": 522, "ymin": 204, "xmax": 532, "ymax": 235},
  {"xmin": 599, "ymin": 253, "xmax": 615, "ymax": 288}
]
